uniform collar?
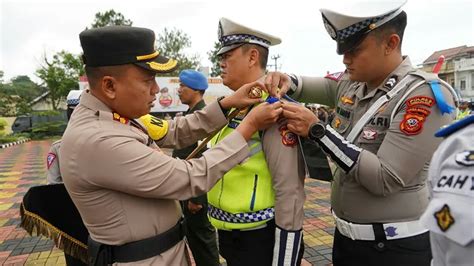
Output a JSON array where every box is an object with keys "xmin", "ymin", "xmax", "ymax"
[
  {"xmin": 188, "ymin": 99, "xmax": 206, "ymax": 113},
  {"xmin": 79, "ymin": 90, "xmax": 114, "ymax": 113}
]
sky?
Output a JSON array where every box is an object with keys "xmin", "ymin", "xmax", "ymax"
[{"xmin": 1, "ymin": 0, "xmax": 473, "ymax": 84}]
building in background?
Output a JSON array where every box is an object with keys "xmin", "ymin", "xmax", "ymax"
[{"xmin": 421, "ymin": 45, "xmax": 474, "ymax": 102}]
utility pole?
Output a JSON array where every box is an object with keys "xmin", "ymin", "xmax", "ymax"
[{"xmin": 271, "ymin": 54, "xmax": 280, "ymax": 71}]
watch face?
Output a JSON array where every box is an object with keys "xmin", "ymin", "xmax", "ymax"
[{"xmin": 310, "ymin": 123, "xmax": 326, "ymax": 139}]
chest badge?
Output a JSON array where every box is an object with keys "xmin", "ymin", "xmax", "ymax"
[
  {"xmin": 362, "ymin": 129, "xmax": 377, "ymax": 140},
  {"xmin": 434, "ymin": 204, "xmax": 455, "ymax": 232},
  {"xmin": 333, "ymin": 117, "xmax": 341, "ymax": 129},
  {"xmin": 340, "ymin": 96, "xmax": 354, "ymax": 105}
]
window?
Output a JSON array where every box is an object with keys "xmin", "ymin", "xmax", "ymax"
[{"xmin": 460, "ymin": 79, "xmax": 466, "ymax": 90}]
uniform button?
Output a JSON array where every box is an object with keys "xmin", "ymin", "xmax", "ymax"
[{"xmin": 376, "ymin": 242, "xmax": 385, "ymax": 251}]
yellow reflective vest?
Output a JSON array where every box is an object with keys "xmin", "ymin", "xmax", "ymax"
[{"xmin": 207, "ymin": 109, "xmax": 275, "ymax": 230}]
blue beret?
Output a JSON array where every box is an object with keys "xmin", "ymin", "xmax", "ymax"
[{"xmin": 179, "ymin": 70, "xmax": 208, "ymax": 91}]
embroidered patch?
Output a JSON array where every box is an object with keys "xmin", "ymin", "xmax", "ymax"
[
  {"xmin": 333, "ymin": 117, "xmax": 341, "ymax": 129},
  {"xmin": 406, "ymin": 107, "xmax": 431, "ymax": 117},
  {"xmin": 455, "ymin": 150, "xmax": 474, "ymax": 166},
  {"xmin": 325, "ymin": 71, "xmax": 344, "ymax": 82},
  {"xmin": 384, "ymin": 75, "xmax": 398, "ymax": 90},
  {"xmin": 434, "ymin": 204, "xmax": 455, "ymax": 232},
  {"xmin": 47, "ymin": 153, "xmax": 56, "ymax": 169},
  {"xmin": 384, "ymin": 226, "xmax": 398, "ymax": 237},
  {"xmin": 400, "ymin": 113, "xmax": 426, "ymax": 135},
  {"xmin": 406, "ymin": 96, "xmax": 435, "ymax": 108},
  {"xmin": 279, "ymin": 125, "xmax": 297, "ymax": 147},
  {"xmin": 113, "ymin": 112, "xmax": 129, "ymax": 124},
  {"xmin": 362, "ymin": 129, "xmax": 377, "ymax": 140},
  {"xmin": 340, "ymin": 96, "xmax": 354, "ymax": 105}
]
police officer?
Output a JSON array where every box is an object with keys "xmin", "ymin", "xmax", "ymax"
[
  {"xmin": 60, "ymin": 25, "xmax": 282, "ymax": 265},
  {"xmin": 45, "ymin": 89, "xmax": 86, "ymax": 266},
  {"xmin": 172, "ymin": 69, "xmax": 219, "ymax": 266},
  {"xmin": 208, "ymin": 18, "xmax": 306, "ymax": 266},
  {"xmin": 265, "ymin": 1, "xmax": 457, "ymax": 265},
  {"xmin": 420, "ymin": 115, "xmax": 474, "ymax": 266},
  {"xmin": 47, "ymin": 90, "xmax": 82, "ymax": 184}
]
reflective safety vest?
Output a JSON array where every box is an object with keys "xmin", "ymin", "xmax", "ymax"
[{"xmin": 207, "ymin": 109, "xmax": 275, "ymax": 230}]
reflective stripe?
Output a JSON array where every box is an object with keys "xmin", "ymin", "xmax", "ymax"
[{"xmin": 208, "ymin": 205, "xmax": 274, "ymax": 223}]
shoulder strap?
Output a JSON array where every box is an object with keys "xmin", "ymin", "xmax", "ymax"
[{"xmin": 346, "ymin": 74, "xmax": 419, "ymax": 142}]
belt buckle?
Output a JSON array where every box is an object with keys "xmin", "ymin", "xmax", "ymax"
[{"xmin": 339, "ymin": 220, "xmax": 355, "ymax": 240}]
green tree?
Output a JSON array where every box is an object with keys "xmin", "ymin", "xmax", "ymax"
[
  {"xmin": 207, "ymin": 41, "xmax": 222, "ymax": 77},
  {"xmin": 90, "ymin": 9, "xmax": 132, "ymax": 28},
  {"xmin": 36, "ymin": 51, "xmax": 84, "ymax": 110},
  {"xmin": 156, "ymin": 28, "xmax": 200, "ymax": 76},
  {"xmin": 0, "ymin": 75, "xmax": 45, "ymax": 116}
]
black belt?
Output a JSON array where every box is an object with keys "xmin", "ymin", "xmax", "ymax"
[{"xmin": 88, "ymin": 219, "xmax": 185, "ymax": 265}]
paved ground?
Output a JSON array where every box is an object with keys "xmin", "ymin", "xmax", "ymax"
[{"xmin": 0, "ymin": 140, "xmax": 335, "ymax": 265}]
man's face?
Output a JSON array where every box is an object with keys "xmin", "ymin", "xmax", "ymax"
[
  {"xmin": 342, "ymin": 34, "xmax": 386, "ymax": 84},
  {"xmin": 219, "ymin": 47, "xmax": 249, "ymax": 91},
  {"xmin": 177, "ymin": 83, "xmax": 200, "ymax": 105},
  {"xmin": 112, "ymin": 65, "xmax": 159, "ymax": 118}
]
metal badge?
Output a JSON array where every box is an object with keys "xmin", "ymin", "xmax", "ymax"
[
  {"xmin": 248, "ymin": 87, "xmax": 263, "ymax": 99},
  {"xmin": 322, "ymin": 15, "xmax": 337, "ymax": 40}
]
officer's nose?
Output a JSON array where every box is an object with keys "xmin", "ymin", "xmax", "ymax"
[
  {"xmin": 342, "ymin": 53, "xmax": 352, "ymax": 66},
  {"xmin": 151, "ymin": 81, "xmax": 159, "ymax": 95}
]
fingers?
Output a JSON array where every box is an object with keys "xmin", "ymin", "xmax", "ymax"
[{"xmin": 264, "ymin": 73, "xmax": 282, "ymax": 98}]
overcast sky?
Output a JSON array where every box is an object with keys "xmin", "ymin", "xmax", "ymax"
[{"xmin": 1, "ymin": 0, "xmax": 473, "ymax": 83}]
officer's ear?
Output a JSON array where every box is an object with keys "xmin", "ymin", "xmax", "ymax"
[
  {"xmin": 247, "ymin": 48, "xmax": 259, "ymax": 68},
  {"xmin": 101, "ymin": 76, "xmax": 117, "ymax": 100},
  {"xmin": 384, "ymin": 33, "xmax": 401, "ymax": 55}
]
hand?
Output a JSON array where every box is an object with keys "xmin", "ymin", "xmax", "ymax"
[
  {"xmin": 237, "ymin": 102, "xmax": 283, "ymax": 140},
  {"xmin": 220, "ymin": 81, "xmax": 266, "ymax": 110},
  {"xmin": 282, "ymin": 103, "xmax": 319, "ymax": 137},
  {"xmin": 265, "ymin": 72, "xmax": 291, "ymax": 98},
  {"xmin": 187, "ymin": 201, "xmax": 203, "ymax": 214}
]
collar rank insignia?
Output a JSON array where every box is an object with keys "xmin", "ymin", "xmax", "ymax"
[
  {"xmin": 434, "ymin": 204, "xmax": 455, "ymax": 232},
  {"xmin": 113, "ymin": 112, "xmax": 129, "ymax": 124},
  {"xmin": 384, "ymin": 75, "xmax": 398, "ymax": 89},
  {"xmin": 455, "ymin": 150, "xmax": 474, "ymax": 166},
  {"xmin": 340, "ymin": 96, "xmax": 354, "ymax": 105}
]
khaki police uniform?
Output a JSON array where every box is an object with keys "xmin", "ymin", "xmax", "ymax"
[
  {"xmin": 285, "ymin": 1, "xmax": 457, "ymax": 265},
  {"xmin": 420, "ymin": 115, "xmax": 474, "ymax": 266},
  {"xmin": 61, "ymin": 25, "xmax": 260, "ymax": 265},
  {"xmin": 209, "ymin": 18, "xmax": 306, "ymax": 266},
  {"xmin": 60, "ymin": 91, "xmax": 250, "ymax": 265}
]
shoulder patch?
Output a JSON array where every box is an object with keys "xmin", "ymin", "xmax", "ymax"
[
  {"xmin": 455, "ymin": 150, "xmax": 474, "ymax": 166},
  {"xmin": 47, "ymin": 153, "xmax": 56, "ymax": 169},
  {"xmin": 406, "ymin": 96, "xmax": 435, "ymax": 108},
  {"xmin": 279, "ymin": 125, "xmax": 297, "ymax": 147},
  {"xmin": 400, "ymin": 113, "xmax": 427, "ymax": 136},
  {"xmin": 434, "ymin": 204, "xmax": 455, "ymax": 232},
  {"xmin": 325, "ymin": 71, "xmax": 344, "ymax": 82}
]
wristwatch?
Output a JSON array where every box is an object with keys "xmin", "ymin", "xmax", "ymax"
[{"xmin": 308, "ymin": 122, "xmax": 326, "ymax": 141}]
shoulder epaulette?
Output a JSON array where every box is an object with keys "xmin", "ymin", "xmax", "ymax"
[
  {"xmin": 324, "ymin": 71, "xmax": 345, "ymax": 82},
  {"xmin": 435, "ymin": 115, "xmax": 474, "ymax": 138}
]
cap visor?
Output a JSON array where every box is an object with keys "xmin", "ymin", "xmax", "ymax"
[
  {"xmin": 217, "ymin": 43, "xmax": 245, "ymax": 56},
  {"xmin": 337, "ymin": 33, "xmax": 368, "ymax": 55},
  {"xmin": 135, "ymin": 54, "xmax": 178, "ymax": 74}
]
